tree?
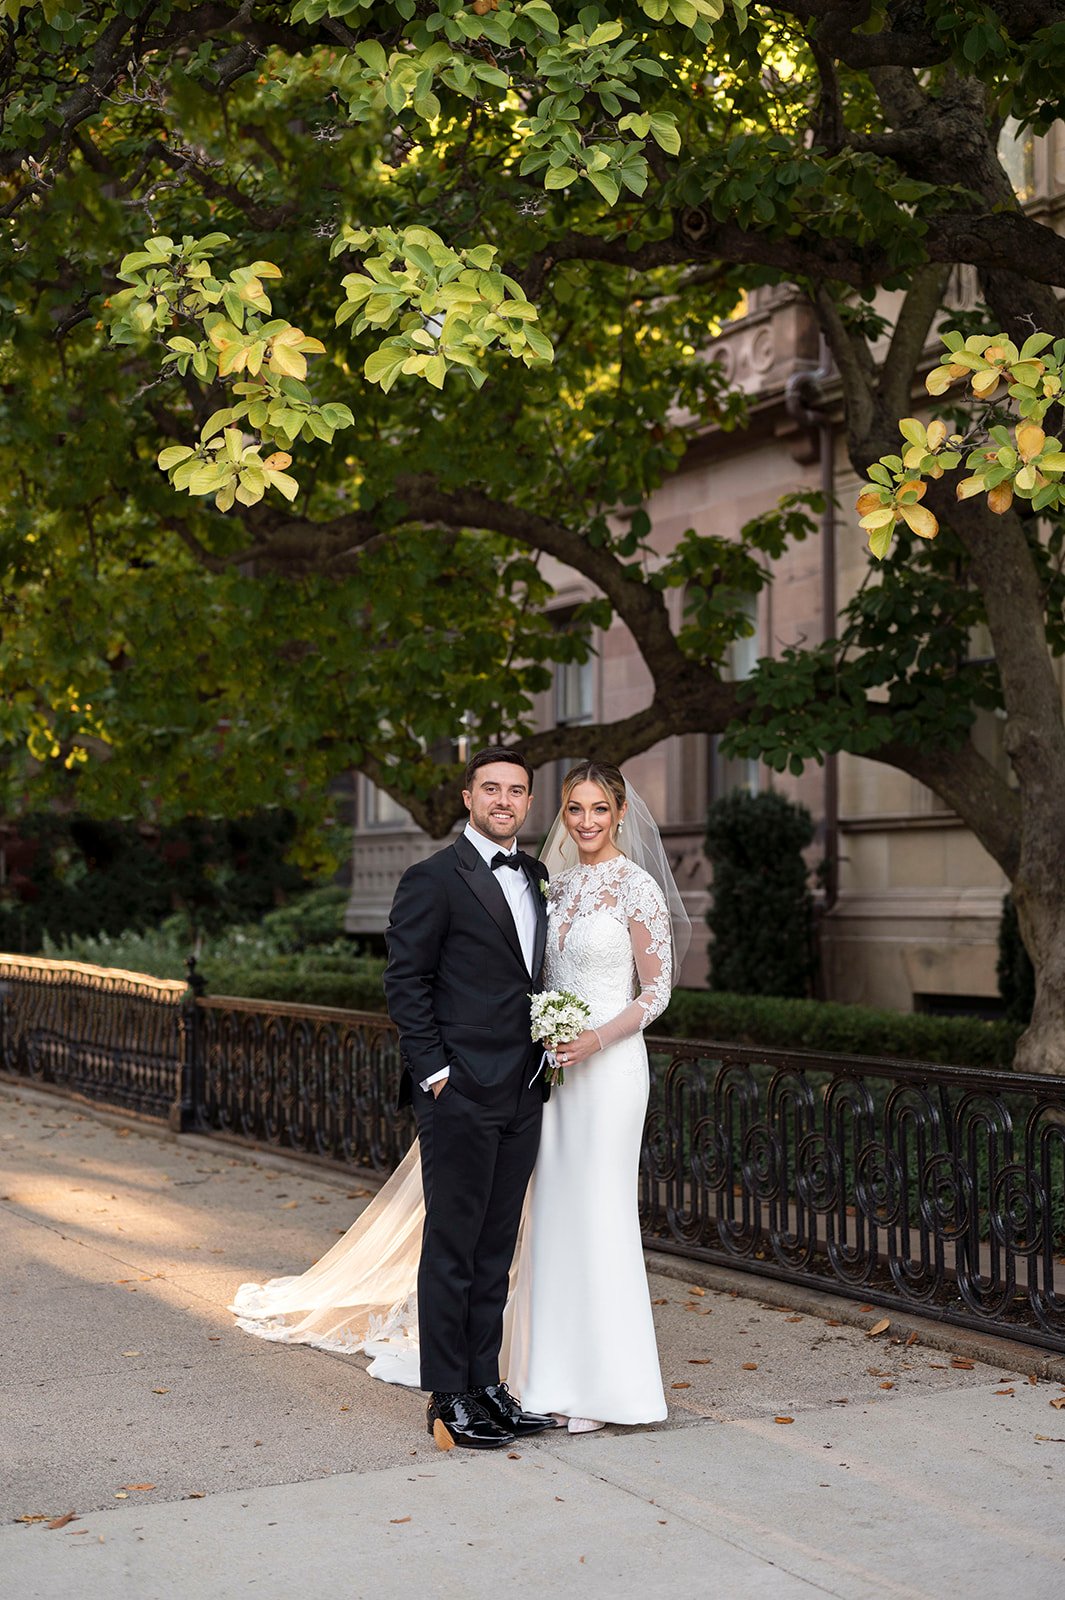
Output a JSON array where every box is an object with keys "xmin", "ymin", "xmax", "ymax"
[{"xmin": 3, "ymin": 3, "xmax": 1065, "ymax": 1068}]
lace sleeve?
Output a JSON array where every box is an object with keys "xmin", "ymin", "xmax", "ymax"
[{"xmin": 591, "ymin": 870, "xmax": 673, "ymax": 1051}]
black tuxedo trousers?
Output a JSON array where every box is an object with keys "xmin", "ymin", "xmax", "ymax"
[{"xmin": 383, "ymin": 834, "xmax": 549, "ymax": 1393}]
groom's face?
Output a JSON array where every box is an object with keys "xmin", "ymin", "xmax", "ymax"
[{"xmin": 463, "ymin": 762, "xmax": 533, "ymax": 846}]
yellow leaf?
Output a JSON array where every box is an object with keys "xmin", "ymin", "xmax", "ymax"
[
  {"xmin": 774, "ymin": 1416, "xmax": 795, "ymax": 1424},
  {"xmin": 859, "ymin": 507, "xmax": 897, "ymax": 531},
  {"xmin": 1016, "ymin": 424, "xmax": 1046, "ymax": 462},
  {"xmin": 926, "ymin": 419, "xmax": 948, "ymax": 450},
  {"xmin": 268, "ymin": 344, "xmax": 307, "ymax": 380},
  {"xmin": 925, "ymin": 367, "xmax": 955, "ymax": 396},
  {"xmin": 855, "ymin": 491, "xmax": 882, "ymax": 516},
  {"xmin": 898, "ymin": 504, "xmax": 938, "ymax": 539},
  {"xmin": 867, "ymin": 1318, "xmax": 891, "ymax": 1337},
  {"xmin": 955, "ymin": 476, "xmax": 986, "ymax": 501},
  {"xmin": 971, "ymin": 369, "xmax": 1000, "ymax": 398},
  {"xmin": 47, "ymin": 1512, "xmax": 77, "ymax": 1530},
  {"xmin": 263, "ymin": 452, "xmax": 292, "ymax": 470},
  {"xmin": 987, "ymin": 482, "xmax": 1014, "ymax": 515}
]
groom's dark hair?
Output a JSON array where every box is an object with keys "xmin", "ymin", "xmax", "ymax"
[{"xmin": 464, "ymin": 746, "xmax": 534, "ymax": 791}]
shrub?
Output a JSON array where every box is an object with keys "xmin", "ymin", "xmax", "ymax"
[
  {"xmin": 658, "ymin": 988, "xmax": 1021, "ymax": 1070},
  {"xmin": 997, "ymin": 893, "xmax": 1035, "ymax": 1025},
  {"xmin": 705, "ymin": 790, "xmax": 817, "ymax": 998},
  {"xmin": 0, "ymin": 809, "xmax": 311, "ymax": 952}
]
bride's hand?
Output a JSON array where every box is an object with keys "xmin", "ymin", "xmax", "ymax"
[{"xmin": 553, "ymin": 1029, "xmax": 600, "ymax": 1070}]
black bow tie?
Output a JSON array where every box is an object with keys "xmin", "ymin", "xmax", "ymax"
[{"xmin": 491, "ymin": 851, "xmax": 525, "ymax": 871}]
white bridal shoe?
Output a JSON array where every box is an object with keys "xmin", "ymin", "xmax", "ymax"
[{"xmin": 567, "ymin": 1417, "xmax": 605, "ymax": 1433}]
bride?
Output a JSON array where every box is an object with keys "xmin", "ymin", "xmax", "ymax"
[{"xmin": 231, "ymin": 760, "xmax": 690, "ymax": 1433}]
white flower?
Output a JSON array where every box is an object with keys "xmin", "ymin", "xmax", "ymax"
[{"xmin": 529, "ymin": 989, "xmax": 591, "ymax": 1049}]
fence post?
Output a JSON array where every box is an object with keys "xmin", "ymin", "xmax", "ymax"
[{"xmin": 170, "ymin": 956, "xmax": 207, "ymax": 1133}]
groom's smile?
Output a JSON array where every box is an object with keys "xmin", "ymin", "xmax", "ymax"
[{"xmin": 463, "ymin": 760, "xmax": 533, "ymax": 846}]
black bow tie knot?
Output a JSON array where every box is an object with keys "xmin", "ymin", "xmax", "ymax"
[{"xmin": 491, "ymin": 851, "xmax": 525, "ymax": 872}]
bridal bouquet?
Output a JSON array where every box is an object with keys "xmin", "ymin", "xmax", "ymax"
[{"xmin": 529, "ymin": 989, "xmax": 592, "ymax": 1085}]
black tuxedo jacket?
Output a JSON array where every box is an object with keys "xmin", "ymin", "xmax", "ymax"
[{"xmin": 384, "ymin": 833, "xmax": 550, "ymax": 1108}]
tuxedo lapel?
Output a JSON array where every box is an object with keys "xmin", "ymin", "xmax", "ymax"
[{"xmin": 452, "ymin": 835, "xmax": 527, "ymax": 971}]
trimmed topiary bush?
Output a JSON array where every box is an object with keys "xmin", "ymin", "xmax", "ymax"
[{"xmin": 705, "ymin": 790, "xmax": 817, "ymax": 998}]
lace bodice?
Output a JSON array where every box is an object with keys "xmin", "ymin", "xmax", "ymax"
[{"xmin": 544, "ymin": 856, "xmax": 672, "ymax": 1050}]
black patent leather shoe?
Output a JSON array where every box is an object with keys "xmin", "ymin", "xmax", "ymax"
[
  {"xmin": 426, "ymin": 1391, "xmax": 515, "ymax": 1451},
  {"xmin": 473, "ymin": 1382, "xmax": 560, "ymax": 1436}
]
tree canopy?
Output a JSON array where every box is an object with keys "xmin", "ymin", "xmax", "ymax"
[{"xmin": 4, "ymin": 4, "xmax": 1065, "ymax": 1069}]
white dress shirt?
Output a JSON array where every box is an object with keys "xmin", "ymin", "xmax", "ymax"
[{"xmin": 421, "ymin": 823, "xmax": 538, "ymax": 1092}]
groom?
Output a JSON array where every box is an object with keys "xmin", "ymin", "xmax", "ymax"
[{"xmin": 384, "ymin": 747, "xmax": 557, "ymax": 1450}]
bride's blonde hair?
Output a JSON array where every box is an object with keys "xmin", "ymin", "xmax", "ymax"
[{"xmin": 560, "ymin": 761, "xmax": 627, "ymax": 839}]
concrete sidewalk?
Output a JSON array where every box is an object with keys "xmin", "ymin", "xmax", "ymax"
[{"xmin": 3, "ymin": 1079, "xmax": 1065, "ymax": 1599}]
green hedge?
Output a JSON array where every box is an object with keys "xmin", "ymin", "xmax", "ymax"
[
  {"xmin": 657, "ymin": 989, "xmax": 1022, "ymax": 1071},
  {"xmin": 190, "ymin": 961, "xmax": 1023, "ymax": 1071},
  {"xmin": 203, "ymin": 955, "xmax": 386, "ymax": 1013}
]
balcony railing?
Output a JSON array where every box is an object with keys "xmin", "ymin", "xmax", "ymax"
[{"xmin": 2, "ymin": 954, "xmax": 1064, "ymax": 1351}]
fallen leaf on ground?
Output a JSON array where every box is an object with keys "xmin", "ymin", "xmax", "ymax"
[
  {"xmin": 929, "ymin": 1362, "xmax": 946, "ymax": 1369},
  {"xmin": 187, "ymin": 1492, "xmax": 206, "ymax": 1499},
  {"xmin": 280, "ymin": 1201, "xmax": 298, "ymax": 1209},
  {"xmin": 1049, "ymin": 1397, "xmax": 1065, "ymax": 1411},
  {"xmin": 867, "ymin": 1319, "xmax": 890, "ymax": 1337},
  {"xmin": 121, "ymin": 1351, "xmax": 142, "ymax": 1358},
  {"xmin": 670, "ymin": 1381, "xmax": 691, "ymax": 1390},
  {"xmin": 390, "ymin": 1516, "xmax": 411, "ymax": 1524},
  {"xmin": 507, "ymin": 1452, "xmax": 521, "ymax": 1460},
  {"xmin": 824, "ymin": 1319, "xmax": 841, "ymax": 1327},
  {"xmin": 687, "ymin": 1286, "xmax": 705, "ymax": 1297},
  {"xmin": 47, "ymin": 1513, "xmax": 77, "ymax": 1530},
  {"xmin": 995, "ymin": 1389, "xmax": 1014, "ymax": 1396},
  {"xmin": 741, "ymin": 1362, "xmax": 758, "ymax": 1371},
  {"xmin": 688, "ymin": 1358, "xmax": 711, "ymax": 1365},
  {"xmin": 951, "ymin": 1359, "xmax": 974, "ymax": 1370},
  {"xmin": 123, "ymin": 1484, "xmax": 155, "ymax": 1492},
  {"xmin": 879, "ymin": 1382, "xmax": 895, "ymax": 1390},
  {"xmin": 774, "ymin": 1416, "xmax": 794, "ymax": 1424},
  {"xmin": 786, "ymin": 1316, "xmax": 803, "ymax": 1323},
  {"xmin": 114, "ymin": 1493, "xmax": 128, "ymax": 1500},
  {"xmin": 858, "ymin": 1304, "xmax": 873, "ymax": 1313},
  {"xmin": 651, "ymin": 1298, "xmax": 668, "ymax": 1305},
  {"xmin": 152, "ymin": 1388, "xmax": 170, "ymax": 1395},
  {"xmin": 1035, "ymin": 1435, "xmax": 1065, "ymax": 1443},
  {"xmin": 347, "ymin": 1189, "xmax": 372, "ymax": 1199},
  {"xmin": 1029, "ymin": 1374, "xmax": 1039, "ymax": 1385}
]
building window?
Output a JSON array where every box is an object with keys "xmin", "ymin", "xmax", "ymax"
[
  {"xmin": 362, "ymin": 779, "xmax": 409, "ymax": 829},
  {"xmin": 556, "ymin": 656, "xmax": 594, "ymax": 726},
  {"xmin": 552, "ymin": 608, "xmax": 596, "ymax": 727},
  {"xmin": 711, "ymin": 592, "xmax": 760, "ymax": 797},
  {"xmin": 998, "ymin": 118, "xmax": 1035, "ymax": 203}
]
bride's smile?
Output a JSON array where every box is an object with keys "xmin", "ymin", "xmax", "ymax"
[{"xmin": 564, "ymin": 780, "xmax": 629, "ymax": 866}]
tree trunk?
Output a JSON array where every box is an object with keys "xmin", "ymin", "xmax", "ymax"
[{"xmin": 1013, "ymin": 862, "xmax": 1065, "ymax": 1077}]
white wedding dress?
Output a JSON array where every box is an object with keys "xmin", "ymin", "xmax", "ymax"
[{"xmin": 231, "ymin": 856, "xmax": 671, "ymax": 1422}]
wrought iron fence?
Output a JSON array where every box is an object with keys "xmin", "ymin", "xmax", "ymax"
[
  {"xmin": 0, "ymin": 954, "xmax": 186, "ymax": 1121},
  {"xmin": 643, "ymin": 1039, "xmax": 1065, "ymax": 1351},
  {"xmin": 193, "ymin": 995, "xmax": 412, "ymax": 1174},
  {"xmin": 2, "ymin": 955, "xmax": 1065, "ymax": 1350}
]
